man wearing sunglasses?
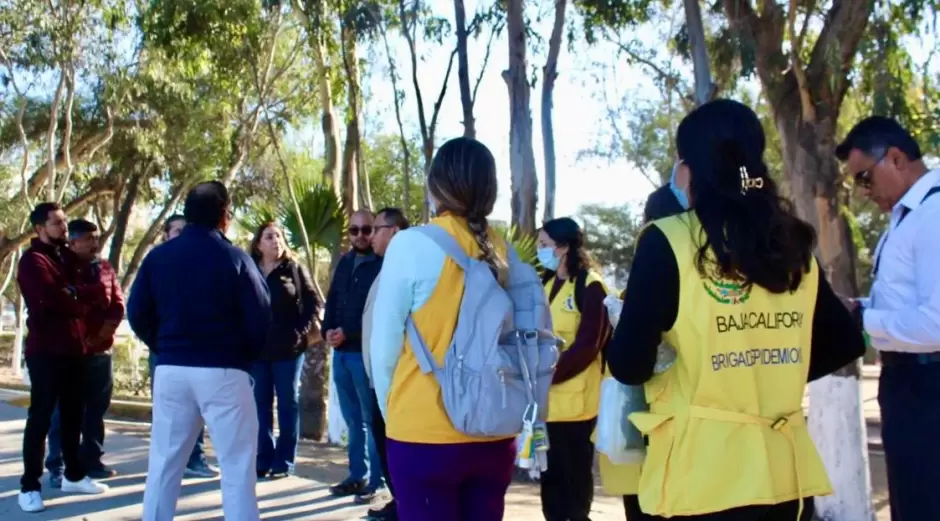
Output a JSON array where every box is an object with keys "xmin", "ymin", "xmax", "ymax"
[
  {"xmin": 324, "ymin": 209, "xmax": 386, "ymax": 504},
  {"xmin": 836, "ymin": 115, "xmax": 940, "ymax": 521}
]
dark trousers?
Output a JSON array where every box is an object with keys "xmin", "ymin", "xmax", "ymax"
[
  {"xmin": 371, "ymin": 387, "xmax": 394, "ymax": 497},
  {"xmin": 643, "ymin": 499, "xmax": 813, "ymax": 521},
  {"xmin": 540, "ymin": 418, "xmax": 597, "ymax": 521},
  {"xmin": 879, "ymin": 361, "xmax": 940, "ymax": 520},
  {"xmin": 149, "ymin": 352, "xmax": 207, "ymax": 467},
  {"xmin": 624, "ymin": 495, "xmax": 645, "ymax": 520},
  {"xmin": 46, "ymin": 353, "xmax": 113, "ymax": 473},
  {"xmin": 21, "ymin": 355, "xmax": 87, "ymax": 492},
  {"xmin": 388, "ymin": 438, "xmax": 515, "ymax": 521},
  {"xmin": 251, "ymin": 356, "xmax": 303, "ymax": 473}
]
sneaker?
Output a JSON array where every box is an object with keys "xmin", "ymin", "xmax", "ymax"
[
  {"xmin": 367, "ymin": 500, "xmax": 397, "ymax": 520},
  {"xmin": 18, "ymin": 491, "xmax": 45, "ymax": 513},
  {"xmin": 86, "ymin": 465, "xmax": 117, "ymax": 479},
  {"xmin": 329, "ymin": 478, "xmax": 366, "ymax": 497},
  {"xmin": 268, "ymin": 469, "xmax": 291, "ymax": 480},
  {"xmin": 61, "ymin": 476, "xmax": 109, "ymax": 494},
  {"xmin": 354, "ymin": 486, "xmax": 381, "ymax": 505},
  {"xmin": 47, "ymin": 470, "xmax": 63, "ymax": 489},
  {"xmin": 184, "ymin": 461, "xmax": 219, "ymax": 478}
]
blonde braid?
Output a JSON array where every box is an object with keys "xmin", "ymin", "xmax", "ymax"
[{"xmin": 467, "ymin": 217, "xmax": 509, "ymax": 286}]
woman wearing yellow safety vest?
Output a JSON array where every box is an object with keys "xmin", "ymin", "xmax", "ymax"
[
  {"xmin": 599, "ymin": 184, "xmax": 687, "ymax": 521},
  {"xmin": 536, "ymin": 217, "xmax": 611, "ymax": 521},
  {"xmin": 606, "ymin": 99, "xmax": 866, "ymax": 521}
]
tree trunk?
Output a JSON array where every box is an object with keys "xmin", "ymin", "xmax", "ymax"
[
  {"xmin": 454, "ymin": 0, "xmax": 475, "ymax": 138},
  {"xmin": 503, "ymin": 0, "xmax": 539, "ymax": 236},
  {"xmin": 683, "ymin": 0, "xmax": 713, "ymax": 104},
  {"xmin": 311, "ymin": 41, "xmax": 342, "ymax": 202},
  {"xmin": 775, "ymin": 91, "xmax": 875, "ymax": 521},
  {"xmin": 541, "ymin": 0, "xmax": 566, "ymax": 223},
  {"xmin": 300, "ymin": 341, "xmax": 331, "ymax": 440},
  {"xmin": 108, "ymin": 172, "xmax": 142, "ymax": 273},
  {"xmin": 340, "ymin": 25, "xmax": 361, "ymax": 216},
  {"xmin": 121, "ymin": 181, "xmax": 190, "ymax": 293}
]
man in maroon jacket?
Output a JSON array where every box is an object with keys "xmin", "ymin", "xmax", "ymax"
[
  {"xmin": 17, "ymin": 203, "xmax": 109, "ymax": 513},
  {"xmin": 45, "ymin": 219, "xmax": 124, "ymax": 487}
]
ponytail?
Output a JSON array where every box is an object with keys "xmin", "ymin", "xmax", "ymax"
[{"xmin": 467, "ymin": 216, "xmax": 509, "ymax": 287}]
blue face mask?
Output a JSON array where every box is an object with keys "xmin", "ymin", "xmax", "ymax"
[
  {"xmin": 669, "ymin": 160, "xmax": 690, "ymax": 210},
  {"xmin": 537, "ymin": 247, "xmax": 560, "ymax": 271}
]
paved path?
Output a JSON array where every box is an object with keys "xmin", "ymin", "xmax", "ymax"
[{"xmin": 0, "ymin": 400, "xmax": 373, "ymax": 520}]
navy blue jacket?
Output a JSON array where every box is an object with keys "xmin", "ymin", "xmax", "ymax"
[
  {"xmin": 322, "ymin": 250, "xmax": 382, "ymax": 352},
  {"xmin": 127, "ymin": 225, "xmax": 272, "ymax": 372}
]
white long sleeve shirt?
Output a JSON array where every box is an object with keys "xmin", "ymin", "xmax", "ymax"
[{"xmin": 863, "ymin": 168, "xmax": 940, "ymax": 353}]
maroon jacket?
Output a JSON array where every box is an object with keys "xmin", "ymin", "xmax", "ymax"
[
  {"xmin": 17, "ymin": 238, "xmax": 88, "ymax": 357},
  {"xmin": 81, "ymin": 259, "xmax": 124, "ymax": 353}
]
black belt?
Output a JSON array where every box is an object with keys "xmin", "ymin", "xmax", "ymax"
[{"xmin": 881, "ymin": 351, "xmax": 940, "ymax": 367}]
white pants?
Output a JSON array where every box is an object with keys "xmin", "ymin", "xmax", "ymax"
[{"xmin": 143, "ymin": 365, "xmax": 260, "ymax": 521}]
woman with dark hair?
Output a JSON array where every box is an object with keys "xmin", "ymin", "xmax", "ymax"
[
  {"xmin": 369, "ymin": 137, "xmax": 515, "ymax": 520},
  {"xmin": 537, "ymin": 217, "xmax": 611, "ymax": 521},
  {"xmin": 247, "ymin": 222, "xmax": 319, "ymax": 479},
  {"xmin": 606, "ymin": 99, "xmax": 866, "ymax": 521}
]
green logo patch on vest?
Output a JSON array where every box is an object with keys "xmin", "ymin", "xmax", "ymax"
[{"xmin": 703, "ymin": 278, "xmax": 751, "ymax": 305}]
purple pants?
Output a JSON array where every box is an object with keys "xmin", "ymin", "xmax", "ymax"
[{"xmin": 387, "ymin": 437, "xmax": 516, "ymax": 521}]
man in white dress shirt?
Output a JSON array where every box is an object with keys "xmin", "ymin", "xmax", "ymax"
[{"xmin": 836, "ymin": 116, "xmax": 940, "ymax": 521}]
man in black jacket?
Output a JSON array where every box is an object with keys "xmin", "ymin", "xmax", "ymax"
[
  {"xmin": 325, "ymin": 209, "xmax": 385, "ymax": 503},
  {"xmin": 128, "ymin": 181, "xmax": 271, "ymax": 520}
]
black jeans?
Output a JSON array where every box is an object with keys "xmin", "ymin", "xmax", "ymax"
[
  {"xmin": 45, "ymin": 353, "xmax": 113, "ymax": 473},
  {"xmin": 643, "ymin": 499, "xmax": 813, "ymax": 521},
  {"xmin": 540, "ymin": 418, "xmax": 597, "ymax": 521},
  {"xmin": 22, "ymin": 355, "xmax": 87, "ymax": 492},
  {"xmin": 879, "ymin": 360, "xmax": 940, "ymax": 520},
  {"xmin": 371, "ymin": 387, "xmax": 394, "ymax": 497}
]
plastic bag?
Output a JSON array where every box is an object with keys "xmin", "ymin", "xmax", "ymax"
[
  {"xmin": 604, "ymin": 295, "xmax": 677, "ymax": 373},
  {"xmin": 595, "ymin": 377, "xmax": 648, "ymax": 464}
]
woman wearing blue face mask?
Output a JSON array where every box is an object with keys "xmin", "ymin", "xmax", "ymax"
[{"xmin": 536, "ymin": 217, "xmax": 611, "ymax": 521}]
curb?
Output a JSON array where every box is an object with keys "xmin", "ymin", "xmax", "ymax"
[{"xmin": 0, "ymin": 386, "xmax": 153, "ymax": 422}]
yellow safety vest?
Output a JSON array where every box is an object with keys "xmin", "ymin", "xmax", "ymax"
[
  {"xmin": 545, "ymin": 271, "xmax": 607, "ymax": 423},
  {"xmin": 629, "ymin": 213, "xmax": 832, "ymax": 517},
  {"xmin": 385, "ymin": 214, "xmax": 515, "ymax": 445}
]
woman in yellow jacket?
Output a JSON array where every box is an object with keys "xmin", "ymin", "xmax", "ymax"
[
  {"xmin": 598, "ymin": 184, "xmax": 687, "ymax": 520},
  {"xmin": 606, "ymin": 99, "xmax": 866, "ymax": 521},
  {"xmin": 537, "ymin": 217, "xmax": 611, "ymax": 521},
  {"xmin": 370, "ymin": 137, "xmax": 515, "ymax": 521}
]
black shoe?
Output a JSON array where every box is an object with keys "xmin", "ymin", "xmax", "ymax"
[
  {"xmin": 257, "ymin": 470, "xmax": 269, "ymax": 480},
  {"xmin": 329, "ymin": 478, "xmax": 366, "ymax": 497},
  {"xmin": 368, "ymin": 500, "xmax": 398, "ymax": 520}
]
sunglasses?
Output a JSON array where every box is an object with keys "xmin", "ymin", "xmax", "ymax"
[
  {"xmin": 854, "ymin": 150, "xmax": 888, "ymax": 190},
  {"xmin": 348, "ymin": 225, "xmax": 373, "ymax": 236}
]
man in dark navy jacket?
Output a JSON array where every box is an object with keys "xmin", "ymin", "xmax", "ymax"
[
  {"xmin": 128, "ymin": 181, "xmax": 271, "ymax": 520},
  {"xmin": 324, "ymin": 209, "xmax": 385, "ymax": 503}
]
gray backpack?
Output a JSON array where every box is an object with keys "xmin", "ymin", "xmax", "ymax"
[{"xmin": 406, "ymin": 224, "xmax": 560, "ymax": 437}]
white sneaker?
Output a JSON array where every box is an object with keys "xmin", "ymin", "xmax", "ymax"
[
  {"xmin": 61, "ymin": 476, "xmax": 110, "ymax": 494},
  {"xmin": 18, "ymin": 491, "xmax": 45, "ymax": 512}
]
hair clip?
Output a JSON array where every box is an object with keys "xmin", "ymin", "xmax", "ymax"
[{"xmin": 740, "ymin": 166, "xmax": 764, "ymax": 194}]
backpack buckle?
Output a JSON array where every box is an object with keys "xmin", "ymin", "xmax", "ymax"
[{"xmin": 771, "ymin": 417, "xmax": 788, "ymax": 431}]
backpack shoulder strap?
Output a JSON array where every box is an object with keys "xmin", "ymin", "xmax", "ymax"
[
  {"xmin": 415, "ymin": 224, "xmax": 472, "ymax": 270},
  {"xmin": 574, "ymin": 269, "xmax": 588, "ymax": 312}
]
